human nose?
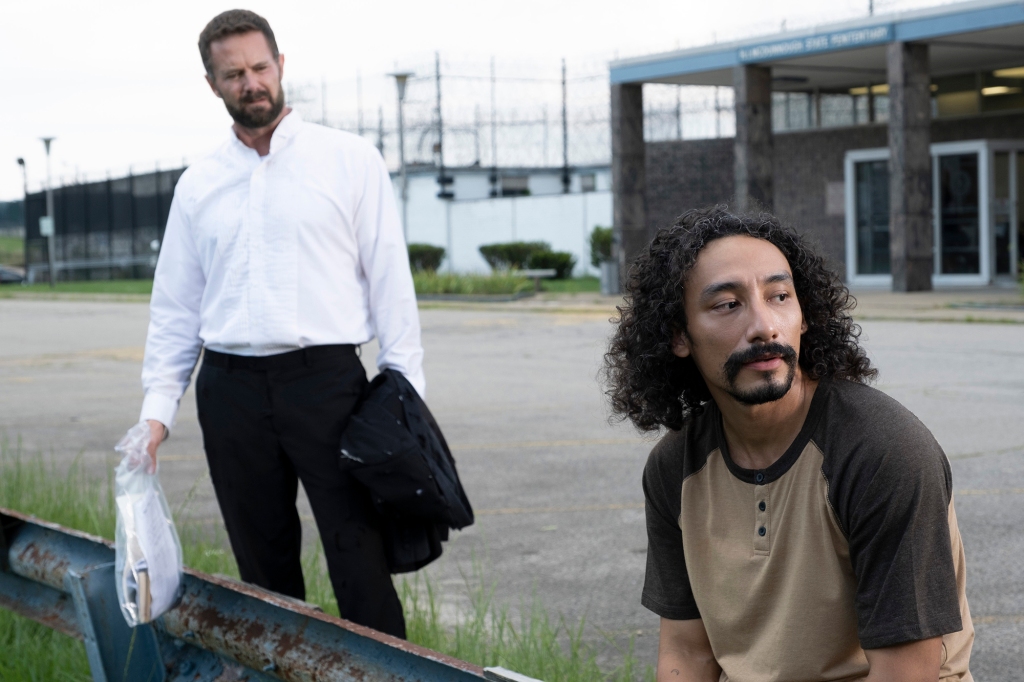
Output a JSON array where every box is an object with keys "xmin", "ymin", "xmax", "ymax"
[{"xmin": 745, "ymin": 297, "xmax": 779, "ymax": 344}]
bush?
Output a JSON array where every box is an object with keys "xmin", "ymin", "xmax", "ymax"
[
  {"xmin": 589, "ymin": 227, "xmax": 613, "ymax": 268},
  {"xmin": 408, "ymin": 243, "xmax": 446, "ymax": 272},
  {"xmin": 526, "ymin": 250, "xmax": 577, "ymax": 280},
  {"xmin": 479, "ymin": 242, "xmax": 550, "ymax": 271}
]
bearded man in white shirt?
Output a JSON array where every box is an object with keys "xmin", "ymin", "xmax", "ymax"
[{"xmin": 138, "ymin": 9, "xmax": 423, "ymax": 638}]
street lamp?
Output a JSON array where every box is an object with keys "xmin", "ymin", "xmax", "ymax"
[
  {"xmin": 388, "ymin": 71, "xmax": 414, "ymax": 241},
  {"xmin": 40, "ymin": 138, "xmax": 57, "ymax": 288}
]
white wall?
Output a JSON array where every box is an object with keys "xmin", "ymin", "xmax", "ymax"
[{"xmin": 395, "ymin": 172, "xmax": 612, "ymax": 276}]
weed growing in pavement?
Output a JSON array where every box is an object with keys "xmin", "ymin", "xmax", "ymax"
[{"xmin": 0, "ymin": 438, "xmax": 653, "ymax": 681}]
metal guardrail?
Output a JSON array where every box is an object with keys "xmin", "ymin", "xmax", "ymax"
[{"xmin": 0, "ymin": 507, "xmax": 539, "ymax": 682}]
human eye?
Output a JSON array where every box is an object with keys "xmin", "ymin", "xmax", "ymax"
[{"xmin": 712, "ymin": 299, "xmax": 739, "ymax": 312}]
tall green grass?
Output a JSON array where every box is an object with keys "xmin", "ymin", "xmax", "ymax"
[
  {"xmin": 0, "ymin": 439, "xmax": 652, "ymax": 681},
  {"xmin": 414, "ymin": 271, "xmax": 533, "ymax": 296}
]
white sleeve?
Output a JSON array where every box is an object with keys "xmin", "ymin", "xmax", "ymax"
[
  {"xmin": 355, "ymin": 146, "xmax": 426, "ymax": 398},
  {"xmin": 139, "ymin": 191, "xmax": 205, "ymax": 431}
]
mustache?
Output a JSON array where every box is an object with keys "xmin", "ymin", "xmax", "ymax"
[
  {"xmin": 723, "ymin": 342, "xmax": 798, "ymax": 381},
  {"xmin": 240, "ymin": 90, "xmax": 272, "ymax": 104}
]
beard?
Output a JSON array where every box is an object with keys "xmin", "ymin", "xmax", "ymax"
[
  {"xmin": 224, "ymin": 84, "xmax": 286, "ymax": 129},
  {"xmin": 721, "ymin": 342, "xmax": 798, "ymax": 405}
]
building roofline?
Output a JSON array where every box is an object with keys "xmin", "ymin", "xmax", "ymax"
[{"xmin": 609, "ymin": 0, "xmax": 1024, "ymax": 84}]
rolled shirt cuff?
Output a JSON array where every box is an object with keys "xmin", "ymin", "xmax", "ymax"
[{"xmin": 140, "ymin": 391, "xmax": 179, "ymax": 434}]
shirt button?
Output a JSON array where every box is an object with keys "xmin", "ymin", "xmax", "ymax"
[
  {"xmin": 758, "ymin": 527, "xmax": 767, "ymax": 537},
  {"xmin": 755, "ymin": 472, "xmax": 765, "ymax": 483},
  {"xmin": 758, "ymin": 501, "xmax": 766, "ymax": 512}
]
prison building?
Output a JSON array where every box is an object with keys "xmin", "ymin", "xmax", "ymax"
[{"xmin": 609, "ymin": 0, "xmax": 1024, "ymax": 290}]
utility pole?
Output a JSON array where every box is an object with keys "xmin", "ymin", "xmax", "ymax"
[
  {"xmin": 436, "ymin": 52, "xmax": 453, "ymax": 199},
  {"xmin": 16, "ymin": 157, "xmax": 27, "ymax": 272},
  {"xmin": 40, "ymin": 137, "xmax": 57, "ymax": 287},
  {"xmin": 320, "ymin": 76, "xmax": 327, "ymax": 126},
  {"xmin": 474, "ymin": 104, "xmax": 481, "ymax": 166},
  {"xmin": 490, "ymin": 56, "xmax": 498, "ymax": 197},
  {"xmin": 357, "ymin": 71, "xmax": 364, "ymax": 136},
  {"xmin": 377, "ymin": 107, "xmax": 384, "ymax": 157},
  {"xmin": 389, "ymin": 71, "xmax": 414, "ymax": 241},
  {"xmin": 676, "ymin": 85, "xmax": 683, "ymax": 140},
  {"xmin": 714, "ymin": 86, "xmax": 721, "ymax": 138},
  {"xmin": 561, "ymin": 57, "xmax": 569, "ymax": 194},
  {"xmin": 869, "ymin": 0, "xmax": 874, "ymax": 16}
]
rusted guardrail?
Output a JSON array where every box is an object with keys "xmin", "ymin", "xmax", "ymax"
[{"xmin": 0, "ymin": 507, "xmax": 539, "ymax": 682}]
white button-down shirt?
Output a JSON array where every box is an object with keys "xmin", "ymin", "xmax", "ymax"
[{"xmin": 140, "ymin": 111, "xmax": 424, "ymax": 430}]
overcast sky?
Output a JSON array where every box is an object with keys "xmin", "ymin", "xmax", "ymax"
[{"xmin": 1, "ymin": 0, "xmax": 946, "ymax": 200}]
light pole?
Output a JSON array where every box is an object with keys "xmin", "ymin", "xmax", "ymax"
[
  {"xmin": 40, "ymin": 138, "xmax": 57, "ymax": 287},
  {"xmin": 16, "ymin": 158, "xmax": 27, "ymax": 277},
  {"xmin": 388, "ymin": 71, "xmax": 414, "ymax": 242}
]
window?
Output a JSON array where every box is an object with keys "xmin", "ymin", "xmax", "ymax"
[
  {"xmin": 580, "ymin": 174, "xmax": 596, "ymax": 192},
  {"xmin": 854, "ymin": 160, "xmax": 890, "ymax": 275},
  {"xmin": 500, "ymin": 176, "xmax": 530, "ymax": 197}
]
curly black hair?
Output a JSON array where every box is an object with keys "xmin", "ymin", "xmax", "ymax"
[{"xmin": 604, "ymin": 205, "xmax": 876, "ymax": 432}]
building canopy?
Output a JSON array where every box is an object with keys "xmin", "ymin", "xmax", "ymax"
[{"xmin": 610, "ymin": 0, "xmax": 1024, "ymax": 94}]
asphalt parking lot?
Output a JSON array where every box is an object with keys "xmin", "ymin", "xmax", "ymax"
[{"xmin": 0, "ymin": 295, "xmax": 1021, "ymax": 678}]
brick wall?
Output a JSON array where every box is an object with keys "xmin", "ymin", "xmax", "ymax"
[{"xmin": 644, "ymin": 110, "xmax": 1024, "ymax": 280}]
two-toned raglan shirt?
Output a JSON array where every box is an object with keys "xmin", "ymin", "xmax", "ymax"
[{"xmin": 642, "ymin": 377, "xmax": 974, "ymax": 681}]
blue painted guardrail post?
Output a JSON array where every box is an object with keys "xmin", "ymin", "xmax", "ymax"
[{"xmin": 0, "ymin": 507, "xmax": 542, "ymax": 682}]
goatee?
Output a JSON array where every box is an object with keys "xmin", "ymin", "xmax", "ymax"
[
  {"xmin": 722, "ymin": 342, "xmax": 798, "ymax": 405},
  {"xmin": 225, "ymin": 86, "xmax": 286, "ymax": 129}
]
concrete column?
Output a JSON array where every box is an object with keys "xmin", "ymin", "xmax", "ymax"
[
  {"xmin": 733, "ymin": 65, "xmax": 773, "ymax": 212},
  {"xmin": 887, "ymin": 41, "xmax": 932, "ymax": 291},
  {"xmin": 611, "ymin": 83, "xmax": 647, "ymax": 281}
]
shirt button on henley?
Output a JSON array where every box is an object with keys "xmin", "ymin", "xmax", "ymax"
[
  {"xmin": 755, "ymin": 472, "xmax": 765, "ymax": 483},
  {"xmin": 758, "ymin": 500, "xmax": 766, "ymax": 512},
  {"xmin": 758, "ymin": 526, "xmax": 767, "ymax": 537}
]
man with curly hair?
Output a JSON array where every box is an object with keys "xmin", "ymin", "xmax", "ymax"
[{"xmin": 605, "ymin": 207, "xmax": 972, "ymax": 681}]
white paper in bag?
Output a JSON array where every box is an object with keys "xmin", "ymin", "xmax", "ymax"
[{"xmin": 114, "ymin": 422, "xmax": 183, "ymax": 626}]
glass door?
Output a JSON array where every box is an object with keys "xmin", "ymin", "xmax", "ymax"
[
  {"xmin": 936, "ymin": 152, "xmax": 981, "ymax": 275},
  {"xmin": 993, "ymin": 151, "xmax": 1013, "ymax": 277},
  {"xmin": 854, "ymin": 160, "xmax": 890, "ymax": 275}
]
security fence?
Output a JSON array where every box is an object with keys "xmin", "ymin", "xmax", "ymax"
[{"xmin": 23, "ymin": 167, "xmax": 183, "ymax": 282}]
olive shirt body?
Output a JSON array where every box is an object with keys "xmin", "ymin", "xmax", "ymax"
[{"xmin": 642, "ymin": 378, "xmax": 973, "ymax": 681}]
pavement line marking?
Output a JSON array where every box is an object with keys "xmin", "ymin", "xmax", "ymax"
[
  {"xmin": 955, "ymin": 488, "xmax": 1024, "ymax": 496},
  {"xmin": 972, "ymin": 614, "xmax": 1024, "ymax": 624},
  {"xmin": 451, "ymin": 438, "xmax": 642, "ymax": 451},
  {"xmin": 476, "ymin": 502, "xmax": 644, "ymax": 516},
  {"xmin": 159, "ymin": 438, "xmax": 644, "ymax": 462},
  {"xmin": 947, "ymin": 444, "xmax": 1024, "ymax": 460},
  {"xmin": 189, "ymin": 502, "xmax": 645, "ymax": 524}
]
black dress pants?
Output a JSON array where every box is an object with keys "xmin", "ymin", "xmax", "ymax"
[{"xmin": 195, "ymin": 345, "xmax": 406, "ymax": 638}]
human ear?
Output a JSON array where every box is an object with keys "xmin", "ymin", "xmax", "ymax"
[
  {"xmin": 205, "ymin": 73, "xmax": 222, "ymax": 99},
  {"xmin": 671, "ymin": 330, "xmax": 691, "ymax": 358}
]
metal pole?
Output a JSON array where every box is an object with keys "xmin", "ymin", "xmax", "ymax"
[
  {"xmin": 490, "ymin": 56, "xmax": 498, "ymax": 197},
  {"xmin": 41, "ymin": 138, "xmax": 56, "ymax": 287},
  {"xmin": 357, "ymin": 71, "xmax": 364, "ymax": 136},
  {"xmin": 377, "ymin": 106, "xmax": 384, "ymax": 156},
  {"xmin": 715, "ymin": 87, "xmax": 721, "ymax": 137},
  {"xmin": 321, "ymin": 75, "xmax": 327, "ymax": 126},
  {"xmin": 435, "ymin": 52, "xmax": 450, "ymax": 199},
  {"xmin": 391, "ymin": 73, "xmax": 412, "ymax": 241},
  {"xmin": 16, "ymin": 158, "xmax": 27, "ymax": 277},
  {"xmin": 676, "ymin": 85, "xmax": 683, "ymax": 140},
  {"xmin": 561, "ymin": 58, "xmax": 570, "ymax": 193}
]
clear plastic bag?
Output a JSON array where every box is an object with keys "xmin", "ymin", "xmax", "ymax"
[{"xmin": 114, "ymin": 422, "xmax": 183, "ymax": 626}]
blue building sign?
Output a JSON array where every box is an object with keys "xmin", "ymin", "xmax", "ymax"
[{"xmin": 737, "ymin": 24, "xmax": 893, "ymax": 62}]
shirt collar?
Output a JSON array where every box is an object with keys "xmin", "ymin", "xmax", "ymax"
[{"xmin": 227, "ymin": 108, "xmax": 303, "ymax": 158}]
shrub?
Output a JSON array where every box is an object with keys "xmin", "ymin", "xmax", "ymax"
[
  {"xmin": 526, "ymin": 250, "xmax": 577, "ymax": 280},
  {"xmin": 408, "ymin": 243, "xmax": 446, "ymax": 272},
  {"xmin": 589, "ymin": 227, "xmax": 613, "ymax": 268},
  {"xmin": 479, "ymin": 242, "xmax": 550, "ymax": 271}
]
